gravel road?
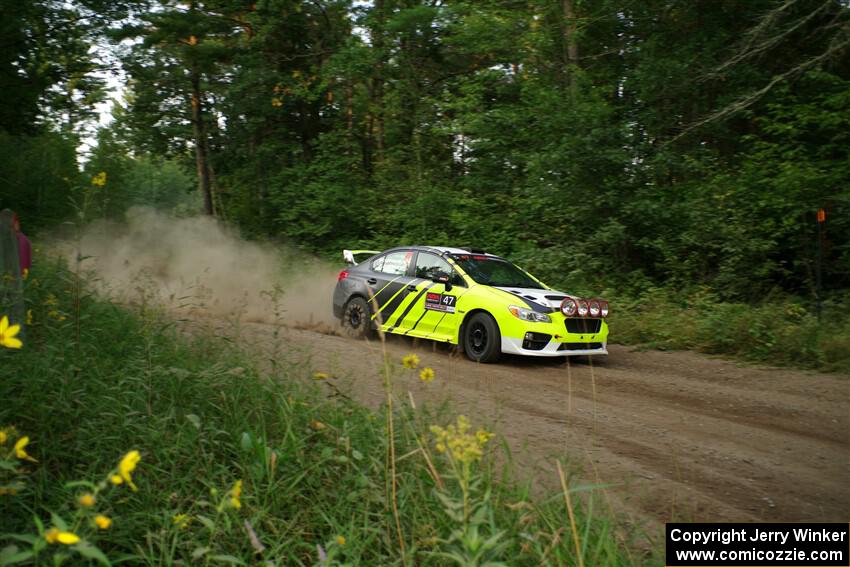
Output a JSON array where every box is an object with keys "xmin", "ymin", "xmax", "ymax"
[{"xmin": 236, "ymin": 321, "xmax": 849, "ymax": 541}]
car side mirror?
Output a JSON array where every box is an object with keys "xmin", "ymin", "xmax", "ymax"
[{"xmin": 432, "ymin": 271, "xmax": 452, "ymax": 292}]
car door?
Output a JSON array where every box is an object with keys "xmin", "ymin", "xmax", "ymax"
[
  {"xmin": 393, "ymin": 252, "xmax": 467, "ymax": 341},
  {"xmin": 365, "ymin": 250, "xmax": 417, "ymax": 327}
]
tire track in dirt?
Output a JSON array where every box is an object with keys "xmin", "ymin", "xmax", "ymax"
[{"xmin": 237, "ymin": 322, "xmax": 850, "ymax": 542}]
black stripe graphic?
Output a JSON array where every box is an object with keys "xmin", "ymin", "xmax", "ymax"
[
  {"xmin": 377, "ymin": 282, "xmax": 417, "ymax": 324},
  {"xmin": 405, "ymin": 309, "xmax": 429, "ymax": 334},
  {"xmin": 422, "ymin": 312, "xmax": 448, "ymax": 337},
  {"xmin": 370, "ymin": 281, "xmax": 405, "ymax": 311},
  {"xmin": 387, "ymin": 283, "xmax": 434, "ymax": 332}
]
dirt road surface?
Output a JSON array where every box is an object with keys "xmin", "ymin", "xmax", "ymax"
[
  {"xmin": 232, "ymin": 321, "xmax": 849, "ymax": 542},
  {"xmin": 73, "ymin": 214, "xmax": 847, "ymax": 544}
]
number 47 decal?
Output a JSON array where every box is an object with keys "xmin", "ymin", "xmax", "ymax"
[{"xmin": 425, "ymin": 292, "xmax": 456, "ymax": 313}]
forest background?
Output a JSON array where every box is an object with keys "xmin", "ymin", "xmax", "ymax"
[{"xmin": 2, "ymin": 0, "xmax": 849, "ymax": 368}]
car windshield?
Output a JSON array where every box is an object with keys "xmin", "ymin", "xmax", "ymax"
[{"xmin": 450, "ymin": 254, "xmax": 542, "ymax": 288}]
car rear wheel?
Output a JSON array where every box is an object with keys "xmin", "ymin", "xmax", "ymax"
[
  {"xmin": 342, "ymin": 296, "xmax": 374, "ymax": 338},
  {"xmin": 463, "ymin": 312, "xmax": 501, "ymax": 363}
]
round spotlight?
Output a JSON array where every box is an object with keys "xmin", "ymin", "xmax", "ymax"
[
  {"xmin": 577, "ymin": 299, "xmax": 589, "ymax": 317},
  {"xmin": 561, "ymin": 297, "xmax": 577, "ymax": 317},
  {"xmin": 600, "ymin": 301, "xmax": 609, "ymax": 317},
  {"xmin": 589, "ymin": 299, "xmax": 601, "ymax": 317}
]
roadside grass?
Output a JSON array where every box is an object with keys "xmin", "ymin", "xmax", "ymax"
[
  {"xmin": 0, "ymin": 258, "xmax": 649, "ymax": 565},
  {"xmin": 607, "ymin": 287, "xmax": 850, "ymax": 374}
]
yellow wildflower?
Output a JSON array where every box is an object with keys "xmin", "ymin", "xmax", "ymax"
[
  {"xmin": 310, "ymin": 419, "xmax": 326, "ymax": 431},
  {"xmin": 229, "ymin": 479, "xmax": 243, "ymax": 509},
  {"xmin": 91, "ymin": 171, "xmax": 107, "ymax": 187},
  {"xmin": 57, "ymin": 531, "xmax": 80, "ymax": 545},
  {"xmin": 0, "ymin": 315, "xmax": 22, "ymax": 349},
  {"xmin": 429, "ymin": 416, "xmax": 493, "ymax": 464},
  {"xmin": 402, "ymin": 353, "xmax": 420, "ymax": 369},
  {"xmin": 336, "ymin": 535, "xmax": 346, "ymax": 546},
  {"xmin": 110, "ymin": 474, "xmax": 123, "ymax": 485},
  {"xmin": 78, "ymin": 493, "xmax": 96, "ymax": 508},
  {"xmin": 44, "ymin": 528, "xmax": 59, "ymax": 544},
  {"xmin": 312, "ymin": 372, "xmax": 330, "ymax": 380},
  {"xmin": 45, "ymin": 528, "xmax": 80, "ymax": 545},
  {"xmin": 14, "ymin": 436, "xmax": 36, "ymax": 462},
  {"xmin": 419, "ymin": 367, "xmax": 435, "ymax": 383},
  {"xmin": 117, "ymin": 450, "xmax": 141, "ymax": 490},
  {"xmin": 95, "ymin": 515, "xmax": 112, "ymax": 529},
  {"xmin": 476, "ymin": 430, "xmax": 495, "ymax": 445},
  {"xmin": 173, "ymin": 514, "xmax": 193, "ymax": 529},
  {"xmin": 0, "ymin": 430, "xmax": 7, "ymax": 445},
  {"xmin": 271, "ymin": 97, "xmax": 283, "ymax": 107}
]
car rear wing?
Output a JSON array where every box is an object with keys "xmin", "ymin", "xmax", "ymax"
[{"xmin": 343, "ymin": 249, "xmax": 380, "ymax": 266}]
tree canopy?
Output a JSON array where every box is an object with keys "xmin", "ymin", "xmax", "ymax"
[{"xmin": 2, "ymin": 0, "xmax": 848, "ymax": 299}]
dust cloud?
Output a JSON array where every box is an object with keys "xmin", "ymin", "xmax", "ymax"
[{"xmin": 71, "ymin": 207, "xmax": 341, "ymax": 328}]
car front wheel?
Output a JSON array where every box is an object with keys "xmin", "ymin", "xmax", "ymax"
[
  {"xmin": 463, "ymin": 312, "xmax": 501, "ymax": 363},
  {"xmin": 342, "ymin": 296, "xmax": 374, "ymax": 338}
]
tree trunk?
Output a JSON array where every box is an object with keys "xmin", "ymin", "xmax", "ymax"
[
  {"xmin": 371, "ymin": 0, "xmax": 386, "ymax": 160},
  {"xmin": 191, "ymin": 67, "xmax": 215, "ymax": 216},
  {"xmin": 562, "ymin": 0, "xmax": 580, "ymax": 93}
]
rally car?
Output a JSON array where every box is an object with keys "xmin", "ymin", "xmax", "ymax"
[{"xmin": 332, "ymin": 246, "xmax": 609, "ymax": 363}]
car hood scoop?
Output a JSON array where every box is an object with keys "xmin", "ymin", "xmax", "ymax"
[{"xmin": 495, "ymin": 287, "xmax": 575, "ymax": 310}]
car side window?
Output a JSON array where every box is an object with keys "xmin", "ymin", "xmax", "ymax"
[
  {"xmin": 370, "ymin": 255, "xmax": 385, "ymax": 272},
  {"xmin": 378, "ymin": 251, "xmax": 411, "ymax": 275},
  {"xmin": 415, "ymin": 253, "xmax": 451, "ymax": 279},
  {"xmin": 415, "ymin": 253, "xmax": 466, "ymax": 287}
]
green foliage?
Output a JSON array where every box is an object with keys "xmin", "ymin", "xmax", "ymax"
[
  {"xmin": 0, "ymin": 131, "xmax": 79, "ymax": 230},
  {"xmin": 84, "ymin": 146, "xmax": 196, "ymax": 219},
  {"xmin": 610, "ymin": 288, "xmax": 850, "ymax": 373}
]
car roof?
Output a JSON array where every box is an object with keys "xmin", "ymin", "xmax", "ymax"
[{"xmin": 383, "ymin": 245, "xmax": 503, "ymax": 259}]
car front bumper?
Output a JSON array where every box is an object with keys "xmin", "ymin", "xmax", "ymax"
[
  {"xmin": 496, "ymin": 314, "xmax": 609, "ymax": 357},
  {"xmin": 500, "ymin": 336, "xmax": 608, "ymax": 357}
]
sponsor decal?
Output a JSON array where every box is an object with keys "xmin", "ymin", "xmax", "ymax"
[{"xmin": 425, "ymin": 292, "xmax": 456, "ymax": 313}]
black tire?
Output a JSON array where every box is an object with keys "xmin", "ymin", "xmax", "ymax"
[
  {"xmin": 463, "ymin": 312, "xmax": 501, "ymax": 363},
  {"xmin": 342, "ymin": 296, "xmax": 374, "ymax": 338}
]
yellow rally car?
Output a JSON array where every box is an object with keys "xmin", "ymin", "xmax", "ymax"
[{"xmin": 332, "ymin": 246, "xmax": 609, "ymax": 363}]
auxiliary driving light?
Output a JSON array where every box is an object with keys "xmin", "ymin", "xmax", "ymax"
[
  {"xmin": 577, "ymin": 299, "xmax": 589, "ymax": 317},
  {"xmin": 560, "ymin": 297, "xmax": 577, "ymax": 317},
  {"xmin": 600, "ymin": 301, "xmax": 609, "ymax": 317},
  {"xmin": 589, "ymin": 299, "xmax": 601, "ymax": 317}
]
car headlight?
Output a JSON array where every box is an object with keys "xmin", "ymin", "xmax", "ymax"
[
  {"xmin": 589, "ymin": 299, "xmax": 601, "ymax": 317},
  {"xmin": 508, "ymin": 305, "xmax": 551, "ymax": 323}
]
